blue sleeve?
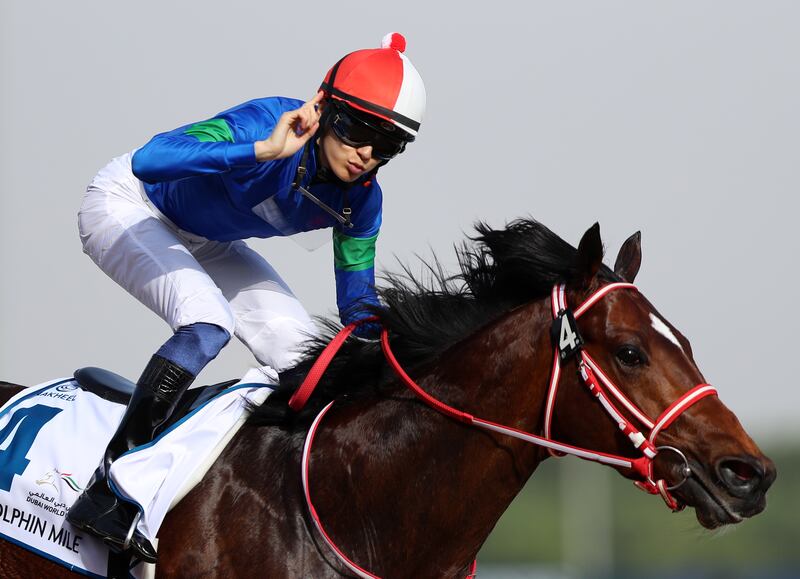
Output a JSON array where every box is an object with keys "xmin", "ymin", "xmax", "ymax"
[
  {"xmin": 333, "ymin": 181, "xmax": 383, "ymax": 335},
  {"xmin": 335, "ymin": 267, "xmax": 381, "ymax": 326},
  {"xmin": 131, "ymin": 100, "xmax": 280, "ymax": 184}
]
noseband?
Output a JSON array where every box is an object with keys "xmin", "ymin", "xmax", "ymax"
[{"xmin": 290, "ymin": 282, "xmax": 717, "ymax": 578}]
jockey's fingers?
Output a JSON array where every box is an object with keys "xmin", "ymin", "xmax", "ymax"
[
  {"xmin": 305, "ymin": 92, "xmax": 324, "ymax": 122},
  {"xmin": 309, "ymin": 90, "xmax": 324, "ymax": 108},
  {"xmin": 297, "ymin": 107, "xmax": 313, "ymax": 133},
  {"xmin": 278, "ymin": 110, "xmax": 299, "ymax": 132},
  {"xmin": 282, "ymin": 109, "xmax": 308, "ymax": 136},
  {"xmin": 272, "ymin": 112, "xmax": 301, "ymax": 143},
  {"xmin": 304, "ymin": 97, "xmax": 322, "ymax": 123},
  {"xmin": 295, "ymin": 121, "xmax": 319, "ymax": 147}
]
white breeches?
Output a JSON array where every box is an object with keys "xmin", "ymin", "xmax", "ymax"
[{"xmin": 77, "ymin": 152, "xmax": 317, "ymax": 373}]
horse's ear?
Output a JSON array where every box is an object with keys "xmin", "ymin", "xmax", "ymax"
[
  {"xmin": 572, "ymin": 223, "xmax": 603, "ymax": 289},
  {"xmin": 614, "ymin": 231, "xmax": 642, "ymax": 283}
]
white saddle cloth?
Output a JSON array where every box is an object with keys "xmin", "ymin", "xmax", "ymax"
[{"xmin": 0, "ymin": 370, "xmax": 273, "ymax": 577}]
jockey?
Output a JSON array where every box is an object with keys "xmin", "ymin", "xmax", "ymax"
[{"xmin": 67, "ymin": 32, "xmax": 425, "ymax": 562}]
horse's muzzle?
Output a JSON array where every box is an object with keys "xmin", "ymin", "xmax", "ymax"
[{"xmin": 681, "ymin": 454, "xmax": 776, "ymax": 528}]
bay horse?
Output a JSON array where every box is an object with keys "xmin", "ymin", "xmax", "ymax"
[{"xmin": 0, "ymin": 219, "xmax": 775, "ymax": 578}]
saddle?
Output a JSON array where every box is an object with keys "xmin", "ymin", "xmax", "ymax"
[
  {"xmin": 0, "ymin": 370, "xmax": 272, "ymax": 578},
  {"xmin": 73, "ymin": 367, "xmax": 237, "ymax": 432}
]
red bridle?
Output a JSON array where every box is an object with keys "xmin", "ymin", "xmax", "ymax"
[
  {"xmin": 290, "ymin": 282, "xmax": 717, "ymax": 578},
  {"xmin": 544, "ymin": 283, "xmax": 717, "ymax": 508}
]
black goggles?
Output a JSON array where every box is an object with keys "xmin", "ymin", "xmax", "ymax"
[{"xmin": 329, "ymin": 110, "xmax": 407, "ymax": 161}]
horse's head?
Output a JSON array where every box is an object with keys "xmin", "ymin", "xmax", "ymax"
[{"xmin": 551, "ymin": 224, "xmax": 776, "ymax": 529}]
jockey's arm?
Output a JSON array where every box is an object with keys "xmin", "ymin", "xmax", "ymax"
[
  {"xmin": 131, "ymin": 100, "xmax": 283, "ymax": 184},
  {"xmin": 334, "ymin": 230, "xmax": 381, "ymax": 327},
  {"xmin": 333, "ymin": 182, "xmax": 382, "ymax": 337}
]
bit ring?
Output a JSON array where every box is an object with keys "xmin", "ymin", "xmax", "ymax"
[{"xmin": 656, "ymin": 445, "xmax": 693, "ymax": 491}]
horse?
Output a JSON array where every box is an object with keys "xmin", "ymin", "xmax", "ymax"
[{"xmin": 0, "ymin": 219, "xmax": 776, "ymax": 578}]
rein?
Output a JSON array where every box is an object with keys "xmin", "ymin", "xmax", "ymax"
[{"xmin": 289, "ymin": 283, "xmax": 717, "ymax": 577}]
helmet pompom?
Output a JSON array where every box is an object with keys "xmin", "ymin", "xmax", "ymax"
[{"xmin": 381, "ymin": 32, "xmax": 406, "ymax": 53}]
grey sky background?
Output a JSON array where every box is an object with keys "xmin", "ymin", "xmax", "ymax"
[{"xmin": 1, "ymin": 1, "xmax": 797, "ymax": 444}]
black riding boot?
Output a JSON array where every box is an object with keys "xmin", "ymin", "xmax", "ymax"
[{"xmin": 67, "ymin": 355, "xmax": 195, "ymax": 563}]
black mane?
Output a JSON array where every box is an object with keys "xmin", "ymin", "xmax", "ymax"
[{"xmin": 247, "ymin": 218, "xmax": 617, "ymax": 428}]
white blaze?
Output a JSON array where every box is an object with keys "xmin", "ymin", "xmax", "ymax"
[{"xmin": 650, "ymin": 313, "xmax": 684, "ymax": 352}]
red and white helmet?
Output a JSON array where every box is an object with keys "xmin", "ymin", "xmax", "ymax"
[{"xmin": 320, "ymin": 32, "xmax": 426, "ymax": 139}]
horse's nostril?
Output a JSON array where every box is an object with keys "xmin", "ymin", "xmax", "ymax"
[
  {"xmin": 718, "ymin": 458, "xmax": 762, "ymax": 497},
  {"xmin": 727, "ymin": 460, "xmax": 757, "ymax": 481}
]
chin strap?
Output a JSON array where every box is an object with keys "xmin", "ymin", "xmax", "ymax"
[{"xmin": 291, "ymin": 140, "xmax": 354, "ymax": 229}]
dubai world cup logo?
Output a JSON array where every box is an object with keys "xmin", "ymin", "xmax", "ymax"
[{"xmin": 36, "ymin": 469, "xmax": 83, "ymax": 493}]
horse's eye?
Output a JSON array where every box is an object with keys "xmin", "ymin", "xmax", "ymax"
[{"xmin": 616, "ymin": 345, "xmax": 645, "ymax": 367}]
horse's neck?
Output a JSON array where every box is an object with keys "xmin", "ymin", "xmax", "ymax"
[
  {"xmin": 310, "ymin": 299, "xmax": 556, "ymax": 575},
  {"xmin": 434, "ymin": 300, "xmax": 554, "ymax": 426}
]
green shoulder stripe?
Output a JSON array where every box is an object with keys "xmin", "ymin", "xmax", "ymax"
[
  {"xmin": 333, "ymin": 231, "xmax": 378, "ymax": 272},
  {"xmin": 184, "ymin": 118, "xmax": 234, "ymax": 142}
]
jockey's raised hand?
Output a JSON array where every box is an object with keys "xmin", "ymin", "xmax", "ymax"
[{"xmin": 255, "ymin": 91, "xmax": 324, "ymax": 162}]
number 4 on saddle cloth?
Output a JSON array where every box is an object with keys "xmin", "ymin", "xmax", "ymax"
[{"xmin": 0, "ymin": 368, "xmax": 273, "ymax": 578}]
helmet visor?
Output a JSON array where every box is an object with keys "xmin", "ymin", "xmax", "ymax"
[{"xmin": 329, "ymin": 108, "xmax": 407, "ymax": 161}]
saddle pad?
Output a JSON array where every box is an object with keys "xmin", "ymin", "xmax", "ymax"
[{"xmin": 0, "ymin": 371, "xmax": 273, "ymax": 577}]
